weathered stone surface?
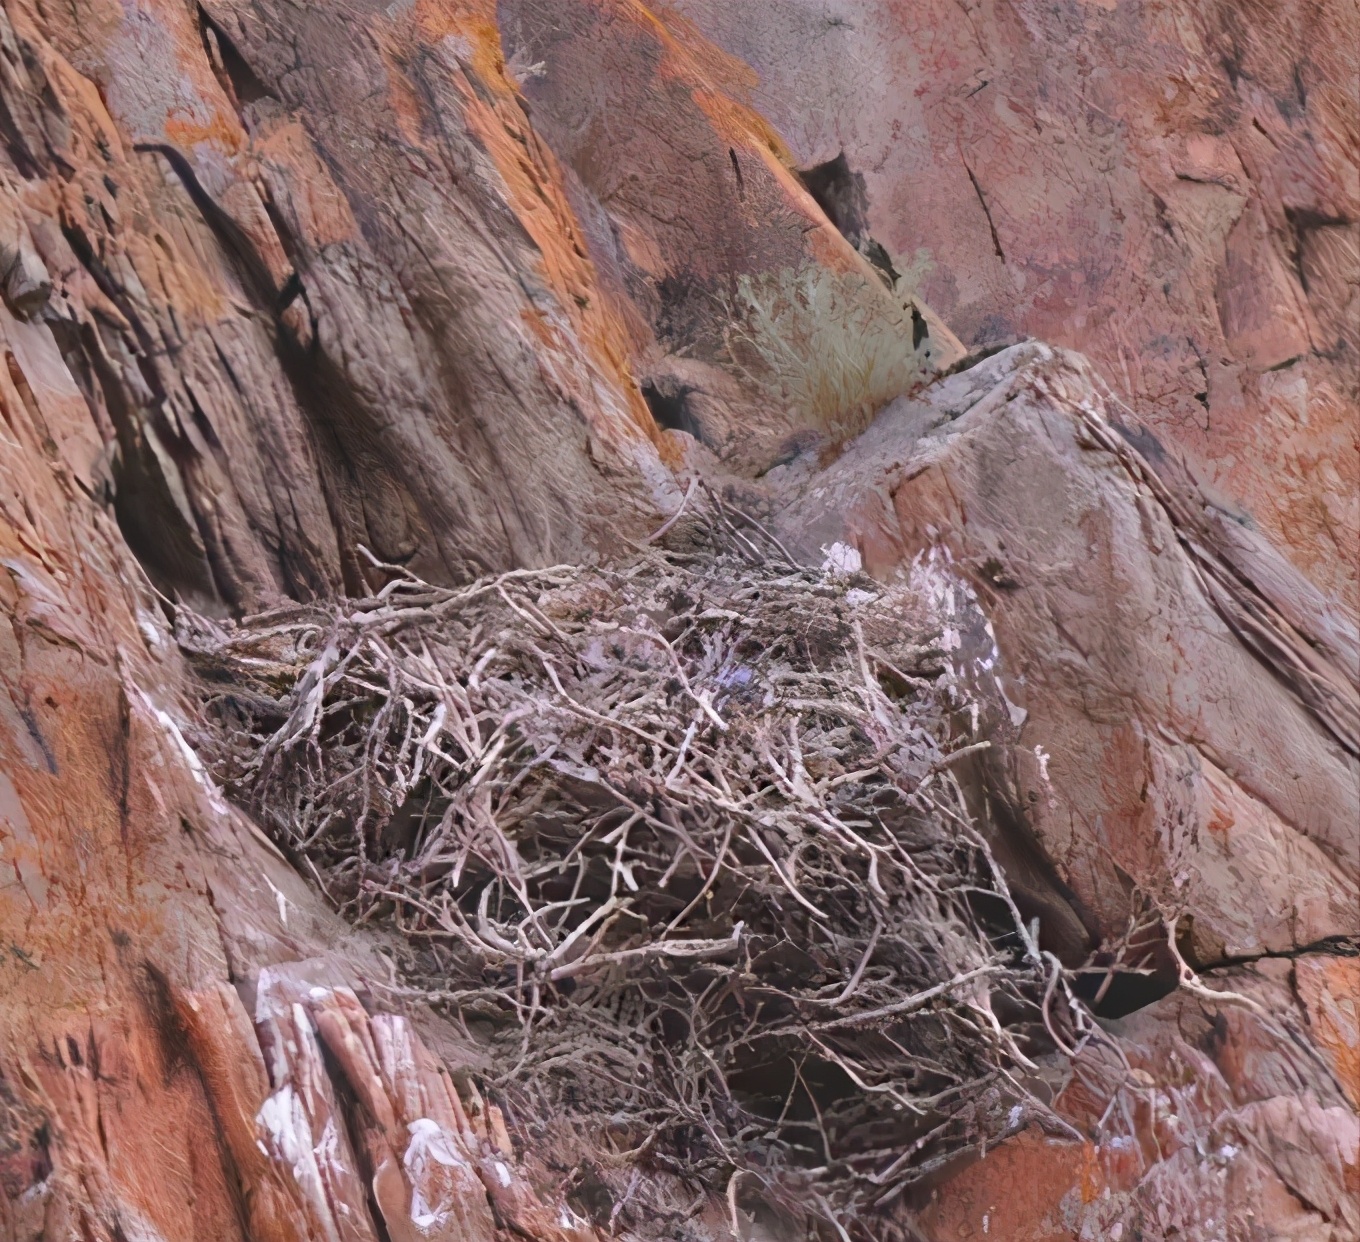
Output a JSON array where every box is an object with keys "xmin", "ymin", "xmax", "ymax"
[
  {"xmin": 0, "ymin": 0, "xmax": 955, "ymax": 613},
  {"xmin": 668, "ymin": 0, "xmax": 1360, "ymax": 611},
  {"xmin": 917, "ymin": 961, "xmax": 1359, "ymax": 1241},
  {"xmin": 0, "ymin": 286, "xmax": 604, "ymax": 1237},
  {"xmin": 776, "ymin": 342, "xmax": 1358, "ymax": 966},
  {"xmin": 0, "ymin": 1, "xmax": 954, "ymax": 1236},
  {"xmin": 775, "ymin": 341, "xmax": 1358, "ymax": 1239},
  {"xmin": 0, "ymin": 1, "xmax": 1355, "ymax": 1240}
]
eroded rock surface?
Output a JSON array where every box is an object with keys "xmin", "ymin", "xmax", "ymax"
[
  {"xmin": 670, "ymin": 0, "xmax": 1360, "ymax": 610},
  {"xmin": 775, "ymin": 341, "xmax": 1358, "ymax": 1239},
  {"xmin": 0, "ymin": 1, "xmax": 1355, "ymax": 1240},
  {"xmin": 777, "ymin": 342, "xmax": 1358, "ymax": 966}
]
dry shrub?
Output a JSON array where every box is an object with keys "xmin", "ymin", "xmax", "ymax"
[
  {"xmin": 179, "ymin": 508, "xmax": 1094, "ymax": 1237},
  {"xmin": 722, "ymin": 265, "xmax": 927, "ymax": 439}
]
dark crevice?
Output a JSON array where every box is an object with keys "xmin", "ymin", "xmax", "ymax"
[
  {"xmin": 113, "ymin": 683, "xmax": 132, "ymax": 853},
  {"xmin": 963, "ymin": 161, "xmax": 1005, "ymax": 263},
  {"xmin": 955, "ymin": 752, "xmax": 1100, "ymax": 964},
  {"xmin": 796, "ymin": 152, "xmax": 899, "ymax": 285},
  {"xmin": 197, "ymin": 7, "xmax": 275, "ymax": 111},
  {"xmin": 17, "ymin": 707, "xmax": 57, "ymax": 775},
  {"xmin": 274, "ymin": 269, "xmax": 303, "ymax": 315},
  {"xmin": 1283, "ymin": 205, "xmax": 1350, "ymax": 295},
  {"xmin": 1078, "ymin": 966, "xmax": 1178, "ymax": 1019},
  {"xmin": 928, "ymin": 341, "xmax": 1014, "ymax": 384},
  {"xmin": 1151, "ymin": 193, "xmax": 1176, "ymax": 240},
  {"xmin": 1080, "ymin": 931, "xmax": 1359, "ymax": 1023},
  {"xmin": 257, "ymin": 181, "xmax": 303, "ymax": 267},
  {"xmin": 137, "ymin": 963, "xmax": 258, "ymax": 1242},
  {"xmin": 911, "ymin": 304, "xmax": 928, "ymax": 350},
  {"xmin": 73, "ymin": 142, "xmax": 327, "ymax": 607},
  {"xmin": 312, "ymin": 1035, "xmax": 394, "ymax": 1242},
  {"xmin": 1206, "ymin": 934, "xmax": 1359, "ymax": 971},
  {"xmin": 640, "ymin": 378, "xmax": 699, "ymax": 439},
  {"xmin": 797, "ymin": 153, "xmax": 869, "ymax": 248},
  {"xmin": 79, "ymin": 322, "xmax": 218, "ymax": 606},
  {"xmin": 184, "ymin": 385, "xmax": 223, "ymax": 450},
  {"xmin": 728, "ymin": 147, "xmax": 744, "ymax": 200},
  {"xmin": 0, "ymin": 91, "xmax": 40, "ymax": 178},
  {"xmin": 59, "ymin": 221, "xmax": 164, "ymax": 380},
  {"xmin": 273, "ymin": 328, "xmax": 414, "ymax": 598},
  {"xmin": 133, "ymin": 143, "xmax": 281, "ymax": 309}
]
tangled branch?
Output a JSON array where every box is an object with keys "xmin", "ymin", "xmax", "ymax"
[{"xmin": 180, "ymin": 514, "xmax": 1098, "ymax": 1234}]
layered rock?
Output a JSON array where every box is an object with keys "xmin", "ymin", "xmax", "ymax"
[
  {"xmin": 0, "ymin": 1, "xmax": 1355, "ymax": 1240},
  {"xmin": 776, "ymin": 342, "xmax": 1358, "ymax": 968},
  {"xmin": 774, "ymin": 340, "xmax": 1358, "ymax": 1238},
  {"xmin": 669, "ymin": 0, "xmax": 1360, "ymax": 610}
]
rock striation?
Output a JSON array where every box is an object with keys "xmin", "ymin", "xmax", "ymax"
[
  {"xmin": 0, "ymin": 0, "xmax": 1354, "ymax": 1239},
  {"xmin": 670, "ymin": 0, "xmax": 1360, "ymax": 610}
]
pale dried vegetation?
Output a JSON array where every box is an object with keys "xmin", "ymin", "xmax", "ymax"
[
  {"xmin": 179, "ymin": 497, "xmax": 1107, "ymax": 1238},
  {"xmin": 721, "ymin": 264, "xmax": 927, "ymax": 439}
]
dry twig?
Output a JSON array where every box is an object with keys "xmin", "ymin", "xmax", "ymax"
[{"xmin": 179, "ymin": 516, "xmax": 1098, "ymax": 1235}]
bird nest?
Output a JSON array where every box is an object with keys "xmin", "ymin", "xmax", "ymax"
[{"xmin": 179, "ymin": 509, "xmax": 1092, "ymax": 1237}]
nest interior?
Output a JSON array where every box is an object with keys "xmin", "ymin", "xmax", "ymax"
[{"xmin": 179, "ymin": 511, "xmax": 1098, "ymax": 1236}]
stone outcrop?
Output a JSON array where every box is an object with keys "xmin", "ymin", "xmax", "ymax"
[
  {"xmin": 775, "ymin": 340, "xmax": 1358, "ymax": 1238},
  {"xmin": 776, "ymin": 342, "xmax": 1358, "ymax": 969},
  {"xmin": 0, "ymin": 1, "xmax": 1355, "ymax": 1240},
  {"xmin": 670, "ymin": 0, "xmax": 1360, "ymax": 610}
]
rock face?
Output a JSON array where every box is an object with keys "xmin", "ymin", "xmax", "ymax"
[
  {"xmin": 777, "ymin": 343, "xmax": 1358, "ymax": 968},
  {"xmin": 669, "ymin": 0, "xmax": 1360, "ymax": 610},
  {"xmin": 0, "ymin": 2, "xmax": 1354, "ymax": 1242},
  {"xmin": 776, "ymin": 343, "xmax": 1358, "ymax": 1238}
]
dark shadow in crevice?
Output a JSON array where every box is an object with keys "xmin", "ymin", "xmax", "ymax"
[
  {"xmin": 640, "ymin": 378, "xmax": 699, "ymax": 439},
  {"xmin": 137, "ymin": 963, "xmax": 256, "ymax": 1240},
  {"xmin": 312, "ymin": 1035, "xmax": 395, "ymax": 1242},
  {"xmin": 796, "ymin": 152, "xmax": 900, "ymax": 286},
  {"xmin": 797, "ymin": 152, "xmax": 869, "ymax": 248},
  {"xmin": 47, "ymin": 319, "xmax": 221, "ymax": 609},
  {"xmin": 1076, "ymin": 967, "xmax": 1179, "ymax": 1020},
  {"xmin": 197, "ymin": 6, "xmax": 276, "ymax": 111}
]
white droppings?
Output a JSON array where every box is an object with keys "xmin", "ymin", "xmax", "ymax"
[
  {"xmin": 404, "ymin": 1119, "xmax": 474, "ymax": 1232},
  {"xmin": 995, "ymin": 676, "xmax": 1028, "ymax": 728},
  {"xmin": 265, "ymin": 874, "xmax": 289, "ymax": 926},
  {"xmin": 494, "ymin": 1160, "xmax": 513, "ymax": 1187},
  {"xmin": 137, "ymin": 609, "xmax": 165, "ymax": 650},
  {"xmin": 151, "ymin": 703, "xmax": 231, "ymax": 814},
  {"xmin": 820, "ymin": 541, "xmax": 862, "ymax": 575},
  {"xmin": 1034, "ymin": 744, "xmax": 1051, "ymax": 782},
  {"xmin": 256, "ymin": 1084, "xmax": 311, "ymax": 1172},
  {"xmin": 315, "ymin": 1116, "xmax": 341, "ymax": 1170}
]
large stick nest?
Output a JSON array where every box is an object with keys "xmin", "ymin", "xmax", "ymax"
[{"xmin": 179, "ymin": 510, "xmax": 1092, "ymax": 1237}]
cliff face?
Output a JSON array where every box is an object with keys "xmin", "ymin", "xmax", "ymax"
[
  {"xmin": 669, "ymin": 0, "xmax": 1360, "ymax": 609},
  {"xmin": 0, "ymin": 2, "xmax": 1354, "ymax": 1241}
]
